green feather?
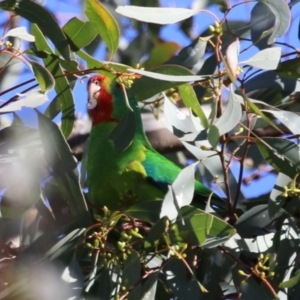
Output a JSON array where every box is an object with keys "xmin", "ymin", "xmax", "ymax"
[{"xmin": 86, "ymin": 75, "xmax": 222, "ymax": 210}]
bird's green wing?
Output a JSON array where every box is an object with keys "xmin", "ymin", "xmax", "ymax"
[{"xmin": 142, "ymin": 147, "xmax": 212, "ymax": 196}]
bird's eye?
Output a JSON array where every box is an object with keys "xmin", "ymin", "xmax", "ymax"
[{"xmin": 93, "ymin": 80, "xmax": 99, "ymax": 85}]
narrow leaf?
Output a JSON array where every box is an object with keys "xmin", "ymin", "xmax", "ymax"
[
  {"xmin": 208, "ymin": 89, "xmax": 242, "ymax": 147},
  {"xmin": 276, "ymin": 57, "xmax": 300, "ymax": 79},
  {"xmin": 129, "ymin": 67, "xmax": 205, "ymax": 82},
  {"xmin": 160, "ymin": 162, "xmax": 198, "ymax": 221},
  {"xmin": 85, "ymin": 0, "xmax": 120, "ymax": 58},
  {"xmin": 108, "ymin": 110, "xmax": 136, "ymax": 153},
  {"xmin": 116, "ymin": 6, "xmax": 198, "ymax": 25},
  {"xmin": 241, "ymin": 47, "xmax": 281, "ymax": 70},
  {"xmin": 0, "ymin": 90, "xmax": 48, "ymax": 113},
  {"xmin": 178, "ymin": 83, "xmax": 209, "ymax": 128},
  {"xmin": 264, "ymin": 109, "xmax": 300, "ymax": 135},
  {"xmin": 226, "ymin": 40, "xmax": 240, "ymax": 79},
  {"xmin": 37, "ymin": 112, "xmax": 88, "ymax": 219},
  {"xmin": 3, "ymin": 26, "xmax": 35, "ymax": 41},
  {"xmin": 261, "ymin": 0, "xmax": 291, "ymax": 44},
  {"xmin": 63, "ymin": 17, "xmax": 98, "ymax": 51},
  {"xmin": 130, "ymin": 65, "xmax": 196, "ymax": 101},
  {"xmin": 32, "ymin": 24, "xmax": 74, "ymax": 138},
  {"xmin": 0, "ymin": 0, "xmax": 70, "ymax": 60},
  {"xmin": 214, "ymin": 89, "xmax": 242, "ymax": 135},
  {"xmin": 29, "ymin": 60, "xmax": 55, "ymax": 91},
  {"xmin": 163, "ymin": 95, "xmax": 198, "ymax": 135},
  {"xmin": 257, "ymin": 137, "xmax": 300, "ymax": 179}
]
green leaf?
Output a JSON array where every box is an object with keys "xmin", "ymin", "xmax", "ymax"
[
  {"xmin": 208, "ymin": 88, "xmax": 242, "ymax": 148},
  {"xmin": 32, "ymin": 24, "xmax": 75, "ymax": 138},
  {"xmin": 240, "ymin": 47, "xmax": 281, "ymax": 70},
  {"xmin": 85, "ymin": 0, "xmax": 120, "ymax": 58},
  {"xmin": 61, "ymin": 258, "xmax": 83, "ymax": 298},
  {"xmin": 0, "ymin": 90, "xmax": 49, "ymax": 113},
  {"xmin": 163, "ymin": 94, "xmax": 198, "ymax": 135},
  {"xmin": 63, "ymin": 17, "xmax": 98, "ymax": 51},
  {"xmin": 130, "ymin": 65, "xmax": 199, "ymax": 101},
  {"xmin": 143, "ymin": 42, "xmax": 181, "ymax": 69},
  {"xmin": 207, "ymin": 125, "xmax": 220, "ymax": 149},
  {"xmin": 257, "ymin": 137, "xmax": 300, "ymax": 179},
  {"xmin": 37, "ymin": 112, "xmax": 88, "ymax": 219},
  {"xmin": 170, "ymin": 206, "xmax": 235, "ymax": 246},
  {"xmin": 0, "ymin": 51, "xmax": 22, "ymax": 69},
  {"xmin": 260, "ymin": 0, "xmax": 291, "ymax": 44},
  {"xmin": 0, "ymin": 0, "xmax": 70, "ymax": 60},
  {"xmin": 178, "ymin": 83, "xmax": 209, "ymax": 128},
  {"xmin": 144, "ymin": 216, "xmax": 169, "ymax": 251},
  {"xmin": 3, "ymin": 26, "xmax": 35, "ymax": 41},
  {"xmin": 109, "ymin": 109, "xmax": 136, "ymax": 153},
  {"xmin": 77, "ymin": 49, "xmax": 104, "ymax": 69},
  {"xmin": 263, "ymin": 109, "xmax": 300, "ymax": 135},
  {"xmin": 29, "ymin": 60, "xmax": 55, "ymax": 91},
  {"xmin": 116, "ymin": 6, "xmax": 198, "ymax": 24},
  {"xmin": 141, "ymin": 272, "xmax": 158, "ymax": 300},
  {"xmin": 163, "ymin": 258, "xmax": 203, "ymax": 298},
  {"xmin": 122, "ymin": 250, "xmax": 142, "ymax": 295},
  {"xmin": 129, "ymin": 67, "xmax": 206, "ymax": 82},
  {"xmin": 269, "ymin": 173, "xmax": 290, "ymax": 219},
  {"xmin": 125, "ymin": 201, "xmax": 162, "ymax": 223},
  {"xmin": 280, "ymin": 267, "xmax": 300, "ymax": 288},
  {"xmin": 276, "ymin": 57, "xmax": 300, "ymax": 79},
  {"xmin": 160, "ymin": 162, "xmax": 198, "ymax": 221},
  {"xmin": 235, "ymin": 204, "xmax": 282, "ymax": 238},
  {"xmin": 222, "ymin": 54, "xmax": 280, "ymax": 133},
  {"xmin": 45, "ymin": 228, "xmax": 85, "ymax": 260},
  {"xmin": 226, "ymin": 40, "xmax": 240, "ymax": 78},
  {"xmin": 167, "ymin": 38, "xmax": 207, "ymax": 71}
]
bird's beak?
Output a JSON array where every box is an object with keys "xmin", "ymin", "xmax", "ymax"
[{"xmin": 87, "ymin": 81, "xmax": 101, "ymax": 109}]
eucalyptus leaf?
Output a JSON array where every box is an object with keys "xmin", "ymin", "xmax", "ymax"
[
  {"xmin": 268, "ymin": 173, "xmax": 291, "ymax": 218},
  {"xmin": 235, "ymin": 204, "xmax": 282, "ymax": 238},
  {"xmin": 0, "ymin": 90, "xmax": 49, "ymax": 113},
  {"xmin": 264, "ymin": 109, "xmax": 300, "ymax": 135},
  {"xmin": 213, "ymin": 89, "xmax": 242, "ymax": 136},
  {"xmin": 0, "ymin": 51, "xmax": 22, "ymax": 69},
  {"xmin": 63, "ymin": 17, "xmax": 98, "ymax": 51},
  {"xmin": 3, "ymin": 26, "xmax": 35, "ymax": 41},
  {"xmin": 125, "ymin": 201, "xmax": 162, "ymax": 223},
  {"xmin": 241, "ymin": 47, "xmax": 281, "ymax": 70},
  {"xmin": 166, "ymin": 38, "xmax": 207, "ymax": 72},
  {"xmin": 261, "ymin": 0, "xmax": 291, "ymax": 44},
  {"xmin": 129, "ymin": 67, "xmax": 206, "ymax": 82},
  {"xmin": 109, "ymin": 109, "xmax": 136, "ymax": 153},
  {"xmin": 0, "ymin": 0, "xmax": 70, "ymax": 60},
  {"xmin": 257, "ymin": 137, "xmax": 300, "ymax": 179},
  {"xmin": 226, "ymin": 40, "xmax": 240, "ymax": 78},
  {"xmin": 122, "ymin": 250, "xmax": 142, "ymax": 295},
  {"xmin": 37, "ymin": 112, "xmax": 88, "ymax": 219},
  {"xmin": 116, "ymin": 6, "xmax": 198, "ymax": 25},
  {"xmin": 208, "ymin": 88, "xmax": 243, "ymax": 148},
  {"xmin": 178, "ymin": 83, "xmax": 209, "ymax": 128},
  {"xmin": 160, "ymin": 162, "xmax": 198, "ymax": 221},
  {"xmin": 85, "ymin": 0, "xmax": 120, "ymax": 58},
  {"xmin": 29, "ymin": 60, "xmax": 55, "ymax": 91},
  {"xmin": 32, "ymin": 24, "xmax": 75, "ymax": 138},
  {"xmin": 163, "ymin": 95, "xmax": 198, "ymax": 135}
]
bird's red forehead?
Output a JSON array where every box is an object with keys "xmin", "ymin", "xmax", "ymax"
[{"xmin": 88, "ymin": 74, "xmax": 105, "ymax": 85}]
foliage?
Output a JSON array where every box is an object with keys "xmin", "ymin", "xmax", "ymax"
[{"xmin": 0, "ymin": 0, "xmax": 300, "ymax": 299}]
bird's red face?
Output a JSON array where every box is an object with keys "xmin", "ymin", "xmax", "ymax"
[{"xmin": 87, "ymin": 75, "xmax": 115, "ymax": 125}]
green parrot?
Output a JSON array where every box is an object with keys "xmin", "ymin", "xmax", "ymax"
[{"xmin": 86, "ymin": 74, "xmax": 222, "ymax": 210}]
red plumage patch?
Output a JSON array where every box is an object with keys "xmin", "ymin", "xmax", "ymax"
[{"xmin": 88, "ymin": 75, "xmax": 117, "ymax": 125}]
